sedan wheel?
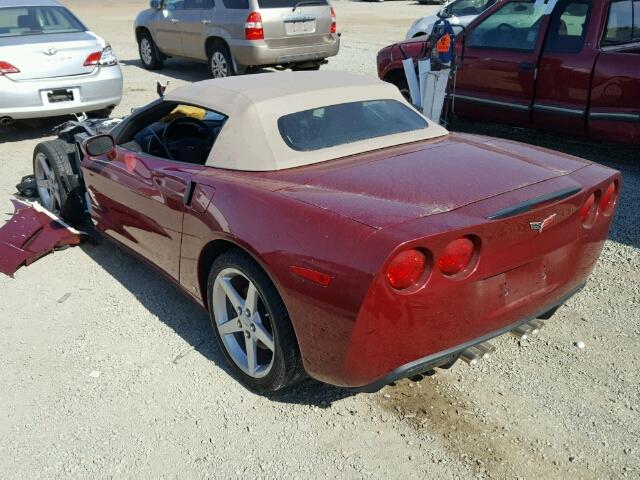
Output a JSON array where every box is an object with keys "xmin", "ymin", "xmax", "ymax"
[
  {"xmin": 212, "ymin": 267, "xmax": 275, "ymax": 378},
  {"xmin": 140, "ymin": 37, "xmax": 154, "ymax": 66},
  {"xmin": 207, "ymin": 250, "xmax": 305, "ymax": 394}
]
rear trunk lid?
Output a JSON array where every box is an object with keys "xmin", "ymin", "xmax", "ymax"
[
  {"xmin": 0, "ymin": 31, "xmax": 103, "ymax": 80},
  {"xmin": 279, "ymin": 134, "xmax": 590, "ymax": 229},
  {"xmin": 257, "ymin": 0, "xmax": 332, "ymax": 47}
]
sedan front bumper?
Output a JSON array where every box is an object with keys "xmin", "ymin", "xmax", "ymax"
[{"xmin": 0, "ymin": 65, "xmax": 123, "ymax": 120}]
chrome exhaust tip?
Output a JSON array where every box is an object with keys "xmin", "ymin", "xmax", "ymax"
[
  {"xmin": 460, "ymin": 341, "xmax": 496, "ymax": 365},
  {"xmin": 460, "ymin": 348, "xmax": 480, "ymax": 365}
]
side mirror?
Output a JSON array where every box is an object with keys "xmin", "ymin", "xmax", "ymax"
[
  {"xmin": 150, "ymin": 0, "xmax": 162, "ymax": 10},
  {"xmin": 83, "ymin": 134, "xmax": 115, "ymax": 158}
]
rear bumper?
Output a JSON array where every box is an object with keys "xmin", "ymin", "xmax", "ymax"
[
  {"xmin": 351, "ymin": 284, "xmax": 584, "ymax": 393},
  {"xmin": 0, "ymin": 65, "xmax": 123, "ymax": 120},
  {"xmin": 228, "ymin": 35, "xmax": 340, "ymax": 67}
]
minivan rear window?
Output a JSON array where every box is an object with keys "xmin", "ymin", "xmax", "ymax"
[
  {"xmin": 278, "ymin": 100, "xmax": 429, "ymax": 152},
  {"xmin": 256, "ymin": 0, "xmax": 328, "ymax": 8},
  {"xmin": 0, "ymin": 6, "xmax": 85, "ymax": 38}
]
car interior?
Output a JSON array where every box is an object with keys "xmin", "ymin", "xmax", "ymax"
[{"xmin": 117, "ymin": 103, "xmax": 227, "ymax": 165}]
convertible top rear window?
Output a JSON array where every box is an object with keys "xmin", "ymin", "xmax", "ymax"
[{"xmin": 278, "ymin": 100, "xmax": 429, "ymax": 152}]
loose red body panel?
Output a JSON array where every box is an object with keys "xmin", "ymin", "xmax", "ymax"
[{"xmin": 81, "ymin": 131, "xmax": 620, "ymax": 388}]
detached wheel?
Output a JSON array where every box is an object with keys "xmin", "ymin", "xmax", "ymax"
[
  {"xmin": 208, "ymin": 43, "xmax": 235, "ymax": 78},
  {"xmin": 138, "ymin": 31, "xmax": 164, "ymax": 70},
  {"xmin": 33, "ymin": 140, "xmax": 85, "ymax": 224},
  {"xmin": 207, "ymin": 250, "xmax": 305, "ymax": 394}
]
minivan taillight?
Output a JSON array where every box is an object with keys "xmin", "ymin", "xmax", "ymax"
[
  {"xmin": 245, "ymin": 12, "xmax": 264, "ymax": 40},
  {"xmin": 0, "ymin": 61, "xmax": 20, "ymax": 75},
  {"xmin": 330, "ymin": 7, "xmax": 337, "ymax": 34}
]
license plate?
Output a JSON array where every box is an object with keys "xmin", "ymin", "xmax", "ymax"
[
  {"xmin": 46, "ymin": 89, "xmax": 74, "ymax": 103},
  {"xmin": 285, "ymin": 20, "xmax": 315, "ymax": 35}
]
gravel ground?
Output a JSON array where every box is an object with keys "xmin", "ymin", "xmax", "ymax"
[{"xmin": 1, "ymin": 1, "xmax": 638, "ymax": 478}]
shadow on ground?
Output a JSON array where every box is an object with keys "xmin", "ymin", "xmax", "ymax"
[
  {"xmin": 0, "ymin": 117, "xmax": 68, "ymax": 144},
  {"xmin": 120, "ymin": 58, "xmax": 272, "ymax": 83},
  {"xmin": 80, "ymin": 239, "xmax": 355, "ymax": 406},
  {"xmin": 452, "ymin": 118, "xmax": 640, "ymax": 250}
]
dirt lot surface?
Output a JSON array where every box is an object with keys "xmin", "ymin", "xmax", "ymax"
[{"xmin": 1, "ymin": 1, "xmax": 639, "ymax": 478}]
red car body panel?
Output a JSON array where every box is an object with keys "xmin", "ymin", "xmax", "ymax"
[
  {"xmin": 80, "ymin": 130, "xmax": 620, "ymax": 389},
  {"xmin": 377, "ymin": 0, "xmax": 640, "ymax": 145}
]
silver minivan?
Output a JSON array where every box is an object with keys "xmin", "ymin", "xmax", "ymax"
[{"xmin": 134, "ymin": 0, "xmax": 340, "ymax": 78}]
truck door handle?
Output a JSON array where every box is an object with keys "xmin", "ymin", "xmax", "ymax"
[
  {"xmin": 170, "ymin": 18, "xmax": 179, "ymax": 23},
  {"xmin": 201, "ymin": 19, "xmax": 211, "ymax": 25},
  {"xmin": 519, "ymin": 62, "xmax": 536, "ymax": 72}
]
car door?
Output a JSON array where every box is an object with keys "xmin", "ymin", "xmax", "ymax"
[
  {"xmin": 152, "ymin": 0, "xmax": 187, "ymax": 56},
  {"xmin": 532, "ymin": 0, "xmax": 593, "ymax": 136},
  {"xmin": 179, "ymin": 0, "xmax": 216, "ymax": 60},
  {"xmin": 82, "ymin": 146, "xmax": 202, "ymax": 281},
  {"xmin": 455, "ymin": 0, "xmax": 552, "ymax": 125}
]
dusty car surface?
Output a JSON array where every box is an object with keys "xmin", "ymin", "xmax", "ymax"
[
  {"xmin": 134, "ymin": 0, "xmax": 340, "ymax": 78},
  {"xmin": 33, "ymin": 71, "xmax": 620, "ymax": 394},
  {"xmin": 0, "ymin": 0, "xmax": 122, "ymax": 124},
  {"xmin": 379, "ymin": 0, "xmax": 640, "ymax": 145},
  {"xmin": 406, "ymin": 0, "xmax": 497, "ymax": 39}
]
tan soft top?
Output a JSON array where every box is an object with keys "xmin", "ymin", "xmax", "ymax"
[{"xmin": 166, "ymin": 71, "xmax": 448, "ymax": 171}]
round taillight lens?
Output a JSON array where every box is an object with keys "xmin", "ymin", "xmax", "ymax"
[
  {"xmin": 386, "ymin": 249, "xmax": 426, "ymax": 290},
  {"xmin": 599, "ymin": 182, "xmax": 617, "ymax": 215},
  {"xmin": 437, "ymin": 237, "xmax": 475, "ymax": 276},
  {"xmin": 579, "ymin": 192, "xmax": 597, "ymax": 226}
]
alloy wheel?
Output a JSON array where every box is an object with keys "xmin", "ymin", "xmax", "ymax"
[
  {"xmin": 210, "ymin": 52, "xmax": 228, "ymax": 78},
  {"xmin": 34, "ymin": 152, "xmax": 61, "ymax": 213},
  {"xmin": 140, "ymin": 37, "xmax": 153, "ymax": 66},
  {"xmin": 212, "ymin": 268, "xmax": 275, "ymax": 378}
]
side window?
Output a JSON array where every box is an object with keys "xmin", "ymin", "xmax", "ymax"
[
  {"xmin": 164, "ymin": 0, "xmax": 185, "ymax": 11},
  {"xmin": 544, "ymin": 0, "xmax": 591, "ymax": 53},
  {"xmin": 222, "ymin": 0, "xmax": 249, "ymax": 8},
  {"xmin": 184, "ymin": 0, "xmax": 215, "ymax": 8},
  {"xmin": 467, "ymin": 1, "xmax": 546, "ymax": 51},
  {"xmin": 603, "ymin": 0, "xmax": 633, "ymax": 44}
]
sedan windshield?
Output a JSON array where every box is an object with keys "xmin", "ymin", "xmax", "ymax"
[{"xmin": 0, "ymin": 6, "xmax": 85, "ymax": 38}]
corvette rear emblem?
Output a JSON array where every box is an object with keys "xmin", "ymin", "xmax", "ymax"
[{"xmin": 530, "ymin": 213, "xmax": 557, "ymax": 233}]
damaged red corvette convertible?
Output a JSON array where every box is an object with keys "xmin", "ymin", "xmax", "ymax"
[{"xmin": 31, "ymin": 72, "xmax": 620, "ymax": 394}]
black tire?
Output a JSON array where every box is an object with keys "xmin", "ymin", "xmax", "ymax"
[
  {"xmin": 207, "ymin": 43, "xmax": 235, "ymax": 78},
  {"xmin": 138, "ymin": 30, "xmax": 164, "ymax": 70},
  {"xmin": 32, "ymin": 140, "xmax": 86, "ymax": 225},
  {"xmin": 207, "ymin": 249, "xmax": 305, "ymax": 394},
  {"xmin": 392, "ymin": 77, "xmax": 411, "ymax": 102}
]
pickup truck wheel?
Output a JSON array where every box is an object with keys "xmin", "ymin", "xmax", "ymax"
[
  {"xmin": 33, "ymin": 140, "xmax": 86, "ymax": 225},
  {"xmin": 138, "ymin": 31, "xmax": 164, "ymax": 70},
  {"xmin": 208, "ymin": 44, "xmax": 235, "ymax": 78},
  {"xmin": 207, "ymin": 250, "xmax": 305, "ymax": 394}
]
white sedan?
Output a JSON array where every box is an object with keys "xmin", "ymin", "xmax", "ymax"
[
  {"xmin": 0, "ymin": 0, "xmax": 122, "ymax": 125},
  {"xmin": 406, "ymin": 0, "xmax": 497, "ymax": 39}
]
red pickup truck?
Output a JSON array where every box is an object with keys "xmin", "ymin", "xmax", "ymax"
[{"xmin": 377, "ymin": 0, "xmax": 640, "ymax": 145}]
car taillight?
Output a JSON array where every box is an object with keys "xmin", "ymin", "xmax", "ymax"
[
  {"xmin": 245, "ymin": 12, "xmax": 264, "ymax": 40},
  {"xmin": 386, "ymin": 249, "xmax": 427, "ymax": 290},
  {"xmin": 84, "ymin": 51, "xmax": 103, "ymax": 66},
  {"xmin": 599, "ymin": 181, "xmax": 618, "ymax": 215},
  {"xmin": 84, "ymin": 45, "xmax": 118, "ymax": 67},
  {"xmin": 437, "ymin": 237, "xmax": 476, "ymax": 276},
  {"xmin": 0, "ymin": 61, "xmax": 20, "ymax": 75},
  {"xmin": 579, "ymin": 192, "xmax": 597, "ymax": 227},
  {"xmin": 330, "ymin": 6, "xmax": 337, "ymax": 34}
]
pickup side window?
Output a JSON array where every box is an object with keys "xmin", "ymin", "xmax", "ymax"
[
  {"xmin": 544, "ymin": 0, "xmax": 591, "ymax": 53},
  {"xmin": 603, "ymin": 0, "xmax": 633, "ymax": 44},
  {"xmin": 466, "ymin": 1, "xmax": 546, "ymax": 52}
]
